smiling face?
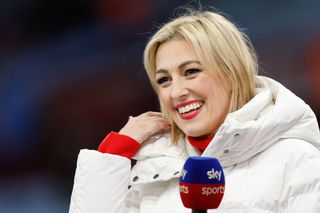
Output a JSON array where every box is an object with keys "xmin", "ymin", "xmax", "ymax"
[{"xmin": 155, "ymin": 39, "xmax": 232, "ymax": 139}]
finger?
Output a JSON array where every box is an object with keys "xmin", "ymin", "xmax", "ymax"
[
  {"xmin": 140, "ymin": 111, "xmax": 163, "ymax": 117},
  {"xmin": 154, "ymin": 118, "xmax": 171, "ymax": 130},
  {"xmin": 151, "ymin": 122, "xmax": 171, "ymax": 136},
  {"xmin": 147, "ymin": 116, "xmax": 170, "ymax": 125}
]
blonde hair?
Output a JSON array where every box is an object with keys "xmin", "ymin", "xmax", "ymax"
[{"xmin": 143, "ymin": 9, "xmax": 258, "ymax": 144}]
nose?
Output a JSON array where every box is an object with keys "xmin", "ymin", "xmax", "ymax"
[{"xmin": 170, "ymin": 78, "xmax": 188, "ymax": 100}]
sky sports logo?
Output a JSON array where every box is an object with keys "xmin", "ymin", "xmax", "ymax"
[
  {"xmin": 181, "ymin": 168, "xmax": 222, "ymax": 181},
  {"xmin": 179, "ymin": 168, "xmax": 225, "ymax": 196},
  {"xmin": 179, "ymin": 184, "xmax": 225, "ymax": 196}
]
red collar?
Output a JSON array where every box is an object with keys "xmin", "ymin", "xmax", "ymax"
[{"xmin": 187, "ymin": 135, "xmax": 214, "ymax": 153}]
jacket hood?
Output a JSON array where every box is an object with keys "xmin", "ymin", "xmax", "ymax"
[{"xmin": 202, "ymin": 76, "xmax": 320, "ymax": 167}]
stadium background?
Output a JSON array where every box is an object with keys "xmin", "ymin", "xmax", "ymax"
[{"xmin": 0, "ymin": 0, "xmax": 319, "ymax": 212}]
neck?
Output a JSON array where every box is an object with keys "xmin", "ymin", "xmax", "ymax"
[
  {"xmin": 188, "ymin": 134, "xmax": 214, "ymax": 153},
  {"xmin": 191, "ymin": 133, "xmax": 215, "ymax": 141}
]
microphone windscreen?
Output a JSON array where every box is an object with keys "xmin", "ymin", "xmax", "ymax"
[{"xmin": 179, "ymin": 156, "xmax": 225, "ymax": 210}]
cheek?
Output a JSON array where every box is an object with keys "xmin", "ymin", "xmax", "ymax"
[
  {"xmin": 158, "ymin": 90, "xmax": 172, "ymax": 110},
  {"xmin": 207, "ymin": 87, "xmax": 231, "ymax": 117}
]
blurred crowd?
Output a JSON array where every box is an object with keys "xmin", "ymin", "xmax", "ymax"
[{"xmin": 0, "ymin": 0, "xmax": 319, "ymax": 212}]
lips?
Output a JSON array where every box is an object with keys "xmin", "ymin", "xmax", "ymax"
[{"xmin": 176, "ymin": 100, "xmax": 203, "ymax": 120}]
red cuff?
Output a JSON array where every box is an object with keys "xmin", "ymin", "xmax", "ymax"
[{"xmin": 98, "ymin": 132, "xmax": 141, "ymax": 159}]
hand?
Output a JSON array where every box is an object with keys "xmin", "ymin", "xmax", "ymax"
[{"xmin": 119, "ymin": 111, "xmax": 171, "ymax": 144}]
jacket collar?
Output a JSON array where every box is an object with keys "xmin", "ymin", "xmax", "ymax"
[{"xmin": 202, "ymin": 76, "xmax": 320, "ymax": 167}]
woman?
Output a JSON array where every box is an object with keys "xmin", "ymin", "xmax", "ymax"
[{"xmin": 69, "ymin": 9, "xmax": 320, "ymax": 213}]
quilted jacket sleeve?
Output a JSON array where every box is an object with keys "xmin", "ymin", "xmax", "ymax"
[
  {"xmin": 281, "ymin": 144, "xmax": 320, "ymax": 213},
  {"xmin": 68, "ymin": 149, "xmax": 140, "ymax": 213}
]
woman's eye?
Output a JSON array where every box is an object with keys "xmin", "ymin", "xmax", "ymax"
[
  {"xmin": 185, "ymin": 68, "xmax": 201, "ymax": 76},
  {"xmin": 156, "ymin": 77, "xmax": 170, "ymax": 85}
]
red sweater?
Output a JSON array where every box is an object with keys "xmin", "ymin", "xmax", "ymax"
[
  {"xmin": 98, "ymin": 132, "xmax": 141, "ymax": 159},
  {"xmin": 98, "ymin": 132, "xmax": 214, "ymax": 159}
]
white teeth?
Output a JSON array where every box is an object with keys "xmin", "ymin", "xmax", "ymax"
[
  {"xmin": 193, "ymin": 103, "xmax": 197, "ymax": 109},
  {"xmin": 178, "ymin": 102, "xmax": 203, "ymax": 114}
]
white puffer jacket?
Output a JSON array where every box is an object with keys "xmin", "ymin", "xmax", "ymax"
[{"xmin": 69, "ymin": 76, "xmax": 320, "ymax": 213}]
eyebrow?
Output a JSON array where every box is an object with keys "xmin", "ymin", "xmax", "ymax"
[
  {"xmin": 178, "ymin": 60, "xmax": 201, "ymax": 69},
  {"xmin": 155, "ymin": 60, "xmax": 201, "ymax": 74}
]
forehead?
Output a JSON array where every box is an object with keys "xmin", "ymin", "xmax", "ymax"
[{"xmin": 155, "ymin": 39, "xmax": 199, "ymax": 70}]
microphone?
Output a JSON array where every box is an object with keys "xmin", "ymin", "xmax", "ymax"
[{"xmin": 179, "ymin": 156, "xmax": 225, "ymax": 213}]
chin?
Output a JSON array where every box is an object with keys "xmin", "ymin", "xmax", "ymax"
[{"xmin": 181, "ymin": 127, "xmax": 204, "ymax": 137}]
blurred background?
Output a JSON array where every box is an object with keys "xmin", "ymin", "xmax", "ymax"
[{"xmin": 0, "ymin": 0, "xmax": 319, "ymax": 212}]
